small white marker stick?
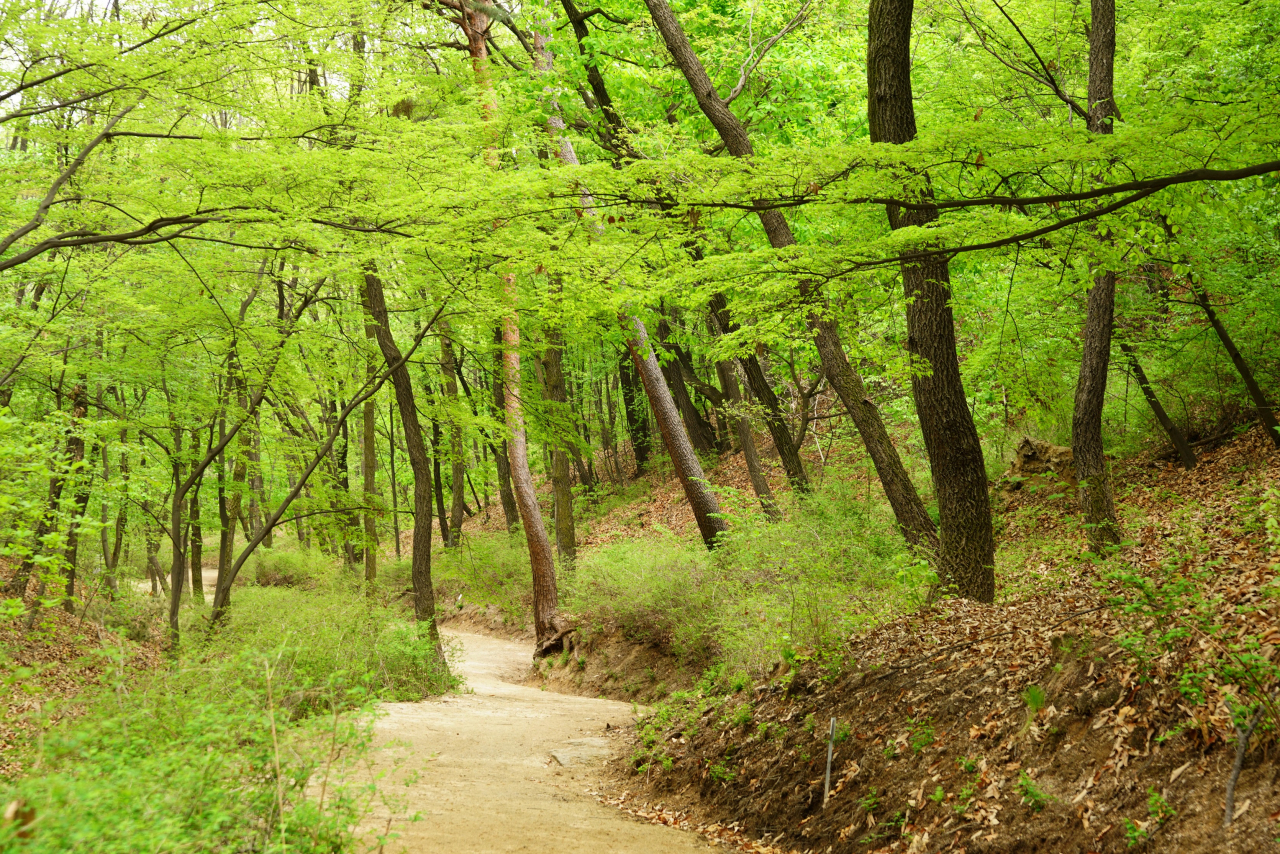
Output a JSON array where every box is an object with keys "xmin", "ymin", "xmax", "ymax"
[{"xmin": 823, "ymin": 717, "xmax": 836, "ymax": 809}]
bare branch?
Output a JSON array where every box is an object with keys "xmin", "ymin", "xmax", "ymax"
[{"xmin": 724, "ymin": 0, "xmax": 814, "ymax": 106}]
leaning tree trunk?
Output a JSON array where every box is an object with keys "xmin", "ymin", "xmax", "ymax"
[
  {"xmin": 626, "ymin": 314, "xmax": 729, "ymax": 548},
  {"xmin": 363, "ymin": 318, "xmax": 379, "ymax": 582},
  {"xmin": 1070, "ymin": 0, "xmax": 1124, "ymax": 550},
  {"xmin": 501, "ymin": 276, "xmax": 566, "ymax": 653},
  {"xmin": 865, "ymin": 0, "xmax": 994, "ymax": 598},
  {"xmin": 618, "ymin": 345, "xmax": 652, "ymax": 474},
  {"xmin": 1189, "ymin": 280, "xmax": 1280, "ymax": 448},
  {"xmin": 1119, "ymin": 342, "xmax": 1196, "ymax": 469},
  {"xmin": 362, "ymin": 270, "xmax": 441, "ymax": 643},
  {"xmin": 645, "ymin": 0, "xmax": 949, "ymax": 561}
]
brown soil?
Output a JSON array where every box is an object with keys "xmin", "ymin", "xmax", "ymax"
[
  {"xmin": 612, "ymin": 426, "xmax": 1280, "ymax": 854},
  {"xmin": 528, "ymin": 625, "xmax": 699, "ymax": 704}
]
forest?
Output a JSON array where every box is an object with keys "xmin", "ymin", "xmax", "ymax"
[{"xmin": 0, "ymin": 0, "xmax": 1278, "ymax": 850}]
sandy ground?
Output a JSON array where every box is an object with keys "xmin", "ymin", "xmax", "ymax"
[{"xmin": 362, "ymin": 629, "xmax": 706, "ymax": 853}]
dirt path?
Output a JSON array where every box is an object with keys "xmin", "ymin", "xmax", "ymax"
[{"xmin": 363, "ymin": 629, "xmax": 706, "ymax": 853}]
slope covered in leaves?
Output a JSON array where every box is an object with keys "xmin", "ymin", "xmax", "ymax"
[{"xmin": 612, "ymin": 426, "xmax": 1280, "ymax": 853}]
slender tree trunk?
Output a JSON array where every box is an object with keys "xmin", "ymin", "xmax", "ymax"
[
  {"xmin": 1119, "ymin": 342, "xmax": 1196, "ymax": 468},
  {"xmin": 656, "ymin": 320, "xmax": 718, "ymax": 456},
  {"xmin": 542, "ymin": 328, "xmax": 577, "ymax": 564},
  {"xmin": 715, "ymin": 357, "xmax": 781, "ymax": 520},
  {"xmin": 1189, "ymin": 281, "xmax": 1280, "ymax": 448},
  {"xmin": 811, "ymin": 316, "xmax": 940, "ymax": 552},
  {"xmin": 501, "ymin": 276, "xmax": 566, "ymax": 652},
  {"xmin": 430, "ymin": 412, "xmax": 450, "ymax": 547},
  {"xmin": 189, "ymin": 477, "xmax": 204, "ymax": 603},
  {"xmin": 1070, "ymin": 0, "xmax": 1124, "ymax": 550},
  {"xmin": 60, "ymin": 386, "xmax": 92, "ymax": 613},
  {"xmin": 618, "ymin": 348, "xmax": 651, "ymax": 474},
  {"xmin": 362, "ymin": 270, "xmax": 440, "ymax": 642},
  {"xmin": 389, "ymin": 398, "xmax": 401, "ymax": 559},
  {"xmin": 491, "ymin": 327, "xmax": 520, "ymax": 531},
  {"xmin": 626, "ymin": 315, "xmax": 729, "ymax": 548},
  {"xmin": 440, "ymin": 332, "xmax": 467, "ymax": 546},
  {"xmin": 865, "ymin": 0, "xmax": 994, "ymax": 597}
]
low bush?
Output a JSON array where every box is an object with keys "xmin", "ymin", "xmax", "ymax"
[
  {"xmin": 0, "ymin": 641, "xmax": 373, "ymax": 853},
  {"xmin": 206, "ymin": 585, "xmax": 456, "ymax": 703},
  {"xmin": 567, "ymin": 477, "xmax": 927, "ymax": 674},
  {"xmin": 252, "ymin": 547, "xmax": 334, "ymax": 588},
  {"xmin": 428, "ymin": 534, "xmax": 533, "ymax": 625}
]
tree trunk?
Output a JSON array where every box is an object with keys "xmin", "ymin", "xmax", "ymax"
[
  {"xmin": 491, "ymin": 327, "xmax": 520, "ymax": 531},
  {"xmin": 430, "ymin": 412, "xmax": 450, "ymax": 547},
  {"xmin": 189, "ymin": 477, "xmax": 204, "ymax": 603},
  {"xmin": 542, "ymin": 329, "xmax": 577, "ymax": 565},
  {"xmin": 866, "ymin": 0, "xmax": 995, "ymax": 598},
  {"xmin": 1119, "ymin": 342, "xmax": 1196, "ymax": 468},
  {"xmin": 501, "ymin": 276, "xmax": 565, "ymax": 653},
  {"xmin": 362, "ymin": 270, "xmax": 440, "ymax": 641},
  {"xmin": 1071, "ymin": 0, "xmax": 1124, "ymax": 551},
  {"xmin": 60, "ymin": 386, "xmax": 92, "ymax": 613},
  {"xmin": 1189, "ymin": 281, "xmax": 1280, "ymax": 448},
  {"xmin": 363, "ymin": 318, "xmax": 379, "ymax": 582},
  {"xmin": 626, "ymin": 315, "xmax": 729, "ymax": 548},
  {"xmin": 715, "ymin": 357, "xmax": 781, "ymax": 520},
  {"xmin": 389, "ymin": 398, "xmax": 402, "ymax": 558},
  {"xmin": 618, "ymin": 347, "xmax": 651, "ymax": 474},
  {"xmin": 441, "ymin": 331, "xmax": 467, "ymax": 546},
  {"xmin": 656, "ymin": 320, "xmax": 718, "ymax": 456},
  {"xmin": 811, "ymin": 317, "xmax": 939, "ymax": 553}
]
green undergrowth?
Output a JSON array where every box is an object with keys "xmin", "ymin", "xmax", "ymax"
[
  {"xmin": 424, "ymin": 534, "xmax": 534, "ymax": 626},
  {"xmin": 567, "ymin": 476, "xmax": 930, "ymax": 675},
  {"xmin": 3, "ymin": 548, "xmax": 455, "ymax": 853}
]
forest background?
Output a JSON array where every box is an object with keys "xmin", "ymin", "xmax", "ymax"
[{"xmin": 0, "ymin": 0, "xmax": 1278, "ymax": 848}]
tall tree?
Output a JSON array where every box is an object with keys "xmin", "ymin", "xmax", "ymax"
[
  {"xmin": 865, "ymin": 0, "xmax": 994, "ymax": 598},
  {"xmin": 1071, "ymin": 0, "xmax": 1124, "ymax": 550}
]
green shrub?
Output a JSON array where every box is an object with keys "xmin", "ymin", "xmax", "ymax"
[
  {"xmin": 252, "ymin": 547, "xmax": 334, "ymax": 588},
  {"xmin": 206, "ymin": 585, "xmax": 456, "ymax": 702},
  {"xmin": 0, "ymin": 643, "xmax": 372, "ymax": 853},
  {"xmin": 427, "ymin": 534, "xmax": 533, "ymax": 624}
]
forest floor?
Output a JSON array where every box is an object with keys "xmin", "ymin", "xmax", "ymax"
[
  {"xmin": 362, "ymin": 628, "xmax": 708, "ymax": 853},
  {"xmin": 521, "ymin": 425, "xmax": 1280, "ymax": 854}
]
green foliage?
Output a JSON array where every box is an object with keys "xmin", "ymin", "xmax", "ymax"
[
  {"xmin": 0, "ymin": 644, "xmax": 371, "ymax": 853},
  {"xmin": 428, "ymin": 535, "xmax": 534, "ymax": 626},
  {"xmin": 1017, "ymin": 772, "xmax": 1052, "ymax": 812},
  {"xmin": 208, "ymin": 585, "xmax": 456, "ymax": 703},
  {"xmin": 1021, "ymin": 685, "xmax": 1048, "ymax": 716},
  {"xmin": 568, "ymin": 479, "xmax": 921, "ymax": 673},
  {"xmin": 252, "ymin": 547, "xmax": 335, "ymax": 589}
]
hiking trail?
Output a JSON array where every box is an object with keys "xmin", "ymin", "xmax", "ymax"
[{"xmin": 363, "ymin": 629, "xmax": 705, "ymax": 853}]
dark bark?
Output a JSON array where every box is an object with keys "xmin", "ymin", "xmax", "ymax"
[
  {"xmin": 441, "ymin": 331, "xmax": 467, "ymax": 546},
  {"xmin": 1189, "ymin": 282, "xmax": 1280, "ymax": 448},
  {"xmin": 618, "ymin": 347, "xmax": 651, "ymax": 473},
  {"xmin": 389, "ymin": 398, "xmax": 402, "ymax": 559},
  {"xmin": 361, "ymin": 270, "xmax": 439, "ymax": 640},
  {"xmin": 626, "ymin": 315, "xmax": 729, "ymax": 548},
  {"xmin": 656, "ymin": 319, "xmax": 719, "ymax": 455},
  {"xmin": 430, "ymin": 412, "xmax": 450, "ymax": 547},
  {"xmin": 867, "ymin": 0, "xmax": 994, "ymax": 598},
  {"xmin": 811, "ymin": 317, "xmax": 939, "ymax": 553},
  {"xmin": 1119, "ymin": 342, "xmax": 1196, "ymax": 468},
  {"xmin": 1071, "ymin": 0, "xmax": 1124, "ymax": 550},
  {"xmin": 189, "ymin": 477, "xmax": 204, "ymax": 603},
  {"xmin": 501, "ymin": 277, "xmax": 565, "ymax": 652},
  {"xmin": 363, "ymin": 319, "xmax": 378, "ymax": 582},
  {"xmin": 60, "ymin": 385, "xmax": 91, "ymax": 613}
]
